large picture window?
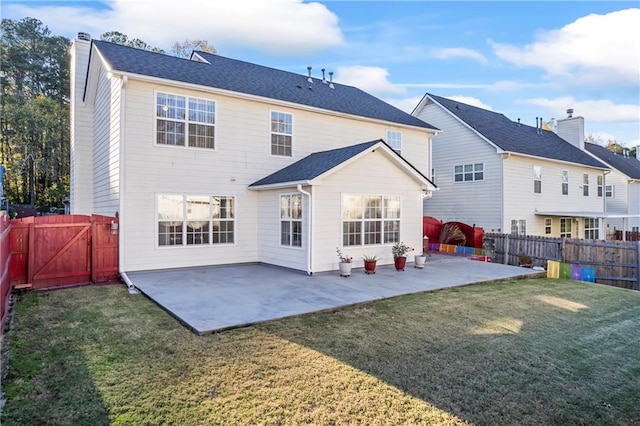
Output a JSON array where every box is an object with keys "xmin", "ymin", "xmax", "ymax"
[
  {"xmin": 454, "ymin": 163, "xmax": 483, "ymax": 182},
  {"xmin": 342, "ymin": 195, "xmax": 400, "ymax": 246},
  {"xmin": 281, "ymin": 194, "xmax": 302, "ymax": 247},
  {"xmin": 271, "ymin": 111, "xmax": 293, "ymax": 156},
  {"xmin": 158, "ymin": 194, "xmax": 234, "ymax": 246},
  {"xmin": 156, "ymin": 92, "xmax": 215, "ymax": 149}
]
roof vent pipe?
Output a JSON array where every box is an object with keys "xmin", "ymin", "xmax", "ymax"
[
  {"xmin": 328, "ymin": 71, "xmax": 334, "ymax": 89},
  {"xmin": 307, "ymin": 66, "xmax": 313, "ymax": 84},
  {"xmin": 321, "ymin": 68, "xmax": 327, "ymax": 83},
  {"xmin": 517, "ymin": 118, "xmax": 521, "ymax": 127}
]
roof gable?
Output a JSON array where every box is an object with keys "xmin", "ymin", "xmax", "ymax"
[
  {"xmin": 585, "ymin": 143, "xmax": 640, "ymax": 179},
  {"xmin": 426, "ymin": 93, "xmax": 607, "ymax": 169},
  {"xmin": 90, "ymin": 40, "xmax": 438, "ymax": 131},
  {"xmin": 249, "ymin": 140, "xmax": 435, "ymax": 190}
]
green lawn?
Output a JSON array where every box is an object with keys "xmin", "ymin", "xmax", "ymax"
[{"xmin": 2, "ymin": 279, "xmax": 639, "ymax": 425}]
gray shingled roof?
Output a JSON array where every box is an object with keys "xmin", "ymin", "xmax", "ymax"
[
  {"xmin": 250, "ymin": 140, "xmax": 379, "ymax": 187},
  {"xmin": 427, "ymin": 94, "xmax": 607, "ymax": 168},
  {"xmin": 90, "ymin": 40, "xmax": 438, "ymax": 130},
  {"xmin": 249, "ymin": 140, "xmax": 433, "ymax": 187},
  {"xmin": 585, "ymin": 142, "xmax": 640, "ymax": 179}
]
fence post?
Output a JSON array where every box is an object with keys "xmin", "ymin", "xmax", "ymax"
[
  {"xmin": 561, "ymin": 238, "xmax": 566, "ymax": 263},
  {"xmin": 636, "ymin": 241, "xmax": 640, "ymax": 291},
  {"xmin": 503, "ymin": 234, "xmax": 510, "ymax": 265}
]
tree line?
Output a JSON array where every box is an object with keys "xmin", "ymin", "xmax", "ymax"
[{"xmin": 0, "ymin": 17, "xmax": 215, "ymax": 210}]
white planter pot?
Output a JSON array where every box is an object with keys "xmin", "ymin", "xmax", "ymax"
[
  {"xmin": 339, "ymin": 262, "xmax": 353, "ymax": 277},
  {"xmin": 414, "ymin": 255, "xmax": 427, "ymax": 269}
]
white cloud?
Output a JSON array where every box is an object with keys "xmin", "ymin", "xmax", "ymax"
[
  {"xmin": 431, "ymin": 47, "xmax": 488, "ymax": 64},
  {"xmin": 521, "ymin": 97, "xmax": 640, "ymax": 123},
  {"xmin": 3, "ymin": 0, "xmax": 343, "ymax": 54},
  {"xmin": 385, "ymin": 96, "xmax": 425, "ymax": 113},
  {"xmin": 335, "ymin": 65, "xmax": 406, "ymax": 95},
  {"xmin": 447, "ymin": 96, "xmax": 494, "ymax": 111},
  {"xmin": 489, "ymin": 8, "xmax": 640, "ymax": 87}
]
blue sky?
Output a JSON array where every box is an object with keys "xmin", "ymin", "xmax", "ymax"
[{"xmin": 3, "ymin": 0, "xmax": 639, "ymax": 146}]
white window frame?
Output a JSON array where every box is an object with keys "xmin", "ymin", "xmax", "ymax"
[
  {"xmin": 157, "ymin": 194, "xmax": 234, "ymax": 247},
  {"xmin": 584, "ymin": 218, "xmax": 599, "ymax": 240},
  {"xmin": 597, "ymin": 175, "xmax": 603, "ymax": 197},
  {"xmin": 560, "ymin": 218, "xmax": 572, "ymax": 238},
  {"xmin": 386, "ymin": 130, "xmax": 402, "ymax": 155},
  {"xmin": 155, "ymin": 91, "xmax": 216, "ymax": 150},
  {"xmin": 545, "ymin": 218, "xmax": 552, "ymax": 235},
  {"xmin": 561, "ymin": 170, "xmax": 569, "ymax": 195},
  {"xmin": 605, "ymin": 185, "xmax": 614, "ymax": 198},
  {"xmin": 280, "ymin": 194, "xmax": 302, "ymax": 247},
  {"xmin": 270, "ymin": 111, "xmax": 293, "ymax": 157},
  {"xmin": 454, "ymin": 163, "xmax": 483, "ymax": 182},
  {"xmin": 583, "ymin": 174, "xmax": 589, "ymax": 196},
  {"xmin": 341, "ymin": 194, "xmax": 401, "ymax": 247},
  {"xmin": 533, "ymin": 165, "xmax": 542, "ymax": 194}
]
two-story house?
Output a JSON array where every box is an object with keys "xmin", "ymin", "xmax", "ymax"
[
  {"xmin": 70, "ymin": 34, "xmax": 438, "ymax": 275},
  {"xmin": 584, "ymin": 143, "xmax": 640, "ymax": 236},
  {"xmin": 412, "ymin": 93, "xmax": 609, "ymax": 238}
]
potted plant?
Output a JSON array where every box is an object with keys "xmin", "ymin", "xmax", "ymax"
[
  {"xmin": 392, "ymin": 242, "xmax": 414, "ymax": 271},
  {"xmin": 414, "ymin": 253, "xmax": 427, "ymax": 269},
  {"xmin": 362, "ymin": 254, "xmax": 378, "ymax": 274},
  {"xmin": 336, "ymin": 247, "xmax": 353, "ymax": 277}
]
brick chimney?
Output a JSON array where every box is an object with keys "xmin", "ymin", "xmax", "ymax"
[{"xmin": 556, "ymin": 108, "xmax": 585, "ymax": 151}]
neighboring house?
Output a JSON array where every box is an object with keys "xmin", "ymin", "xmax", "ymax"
[
  {"xmin": 69, "ymin": 34, "xmax": 438, "ymax": 275},
  {"xmin": 584, "ymin": 142, "xmax": 640, "ymax": 234},
  {"xmin": 412, "ymin": 94, "xmax": 609, "ymax": 239}
]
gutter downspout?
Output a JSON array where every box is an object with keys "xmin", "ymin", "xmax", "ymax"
[
  {"xmin": 297, "ymin": 184, "xmax": 313, "ymax": 275},
  {"xmin": 603, "ymin": 170, "xmax": 610, "ymax": 240},
  {"xmin": 116, "ymin": 75, "xmax": 134, "ymax": 289}
]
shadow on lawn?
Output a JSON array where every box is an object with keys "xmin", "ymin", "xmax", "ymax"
[
  {"xmin": 263, "ymin": 283, "xmax": 639, "ymax": 425},
  {"xmin": 2, "ymin": 292, "xmax": 111, "ymax": 426}
]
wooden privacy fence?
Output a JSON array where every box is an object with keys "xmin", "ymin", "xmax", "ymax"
[
  {"xmin": 9, "ymin": 214, "xmax": 119, "ymax": 290},
  {"xmin": 484, "ymin": 233, "xmax": 640, "ymax": 290},
  {"xmin": 1, "ymin": 214, "xmax": 11, "ymax": 332}
]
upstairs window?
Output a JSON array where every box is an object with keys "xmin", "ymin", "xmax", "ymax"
[
  {"xmin": 605, "ymin": 185, "xmax": 614, "ymax": 198},
  {"xmin": 597, "ymin": 175, "xmax": 603, "ymax": 197},
  {"xmin": 271, "ymin": 111, "xmax": 293, "ymax": 156},
  {"xmin": 156, "ymin": 92, "xmax": 215, "ymax": 149},
  {"xmin": 533, "ymin": 165, "xmax": 542, "ymax": 193},
  {"xmin": 386, "ymin": 130, "xmax": 402, "ymax": 155},
  {"xmin": 454, "ymin": 163, "xmax": 483, "ymax": 182},
  {"xmin": 583, "ymin": 174, "xmax": 589, "ymax": 196},
  {"xmin": 561, "ymin": 170, "xmax": 569, "ymax": 195}
]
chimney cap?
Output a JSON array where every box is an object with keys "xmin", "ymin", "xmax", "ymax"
[
  {"xmin": 77, "ymin": 32, "xmax": 92, "ymax": 41},
  {"xmin": 566, "ymin": 108, "xmax": 574, "ymax": 118}
]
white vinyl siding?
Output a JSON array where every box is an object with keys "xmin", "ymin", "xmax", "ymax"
[
  {"xmin": 92, "ymin": 65, "xmax": 121, "ymax": 214},
  {"xmin": 414, "ymin": 100, "xmax": 501, "ymax": 230},
  {"xmin": 114, "ymin": 79, "xmax": 432, "ymax": 272}
]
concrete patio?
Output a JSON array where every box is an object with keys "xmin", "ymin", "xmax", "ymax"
[{"xmin": 127, "ymin": 254, "xmax": 545, "ymax": 334}]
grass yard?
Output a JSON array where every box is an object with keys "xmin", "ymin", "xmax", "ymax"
[{"xmin": 1, "ymin": 278, "xmax": 639, "ymax": 425}]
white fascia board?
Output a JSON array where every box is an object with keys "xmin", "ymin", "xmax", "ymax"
[
  {"xmin": 504, "ymin": 151, "xmax": 609, "ymax": 171},
  {"xmin": 247, "ymin": 180, "xmax": 313, "ymax": 191}
]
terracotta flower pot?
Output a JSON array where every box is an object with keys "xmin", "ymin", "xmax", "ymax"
[
  {"xmin": 364, "ymin": 260, "xmax": 377, "ymax": 274},
  {"xmin": 394, "ymin": 256, "xmax": 407, "ymax": 271}
]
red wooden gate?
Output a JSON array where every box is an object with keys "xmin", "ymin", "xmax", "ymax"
[{"xmin": 9, "ymin": 214, "xmax": 119, "ymax": 290}]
